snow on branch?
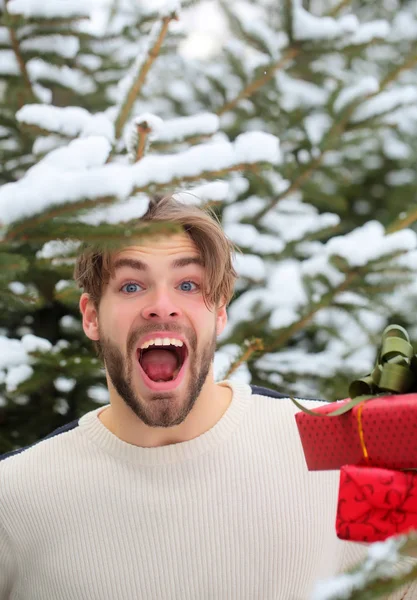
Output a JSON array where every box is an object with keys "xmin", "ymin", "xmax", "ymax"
[
  {"xmin": 7, "ymin": 0, "xmax": 91, "ymax": 18},
  {"xmin": 125, "ymin": 114, "xmax": 163, "ymax": 162},
  {"xmin": 154, "ymin": 113, "xmax": 220, "ymax": 144},
  {"xmin": 125, "ymin": 112, "xmax": 220, "ymax": 159},
  {"xmin": 302, "ymin": 221, "xmax": 417, "ymax": 286},
  {"xmin": 0, "ymin": 131, "xmax": 281, "ymax": 228},
  {"xmin": 344, "ymin": 20, "xmax": 390, "ymax": 46},
  {"xmin": 20, "ymin": 35, "xmax": 80, "ymax": 59},
  {"xmin": 0, "ymin": 333, "xmax": 52, "ymax": 393},
  {"xmin": 292, "ymin": 1, "xmax": 359, "ymax": 41},
  {"xmin": 351, "ymin": 86, "xmax": 417, "ymax": 123},
  {"xmin": 223, "ymin": 221, "xmax": 417, "ymax": 345},
  {"xmin": 333, "ymin": 76, "xmax": 379, "ymax": 114},
  {"xmin": 27, "ymin": 59, "xmax": 96, "ymax": 94},
  {"xmin": 16, "ymin": 105, "xmax": 115, "ymax": 142},
  {"xmin": 310, "ymin": 535, "xmax": 417, "ymax": 600}
]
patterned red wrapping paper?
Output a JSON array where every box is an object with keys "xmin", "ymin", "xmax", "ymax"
[
  {"xmin": 294, "ymin": 393, "xmax": 417, "ymax": 471},
  {"xmin": 336, "ymin": 465, "xmax": 417, "ymax": 543}
]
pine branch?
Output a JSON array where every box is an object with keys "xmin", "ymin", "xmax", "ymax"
[
  {"xmin": 327, "ymin": 0, "xmax": 352, "ymax": 17},
  {"xmin": 385, "ymin": 209, "xmax": 417, "ymax": 235},
  {"xmin": 3, "ymin": 0, "xmax": 35, "ymax": 106},
  {"xmin": 4, "ymin": 196, "xmax": 117, "ymax": 243},
  {"xmin": 216, "ymin": 46, "xmax": 300, "ymax": 116},
  {"xmin": 135, "ymin": 122, "xmax": 151, "ymax": 162},
  {"xmin": 114, "ymin": 12, "xmax": 178, "ymax": 139},
  {"xmin": 284, "ymin": 0, "xmax": 294, "ymax": 44},
  {"xmin": 263, "ymin": 270, "xmax": 359, "ymax": 352},
  {"xmin": 3, "ymin": 162, "xmax": 261, "ymax": 243},
  {"xmin": 153, "ymin": 134, "xmax": 214, "ymax": 151},
  {"xmin": 379, "ymin": 51, "xmax": 417, "ymax": 91},
  {"xmin": 224, "ymin": 338, "xmax": 264, "ymax": 379}
]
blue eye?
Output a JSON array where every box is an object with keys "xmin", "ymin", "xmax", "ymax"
[
  {"xmin": 179, "ymin": 281, "xmax": 199, "ymax": 292},
  {"xmin": 121, "ymin": 282, "xmax": 142, "ymax": 293}
]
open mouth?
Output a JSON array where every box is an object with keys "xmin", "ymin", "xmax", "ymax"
[{"xmin": 137, "ymin": 343, "xmax": 188, "ymax": 383}]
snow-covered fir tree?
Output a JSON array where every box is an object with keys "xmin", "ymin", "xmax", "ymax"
[{"xmin": 1, "ymin": 0, "xmax": 417, "ymax": 595}]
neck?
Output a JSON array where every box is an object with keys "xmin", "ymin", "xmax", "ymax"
[{"xmin": 99, "ymin": 377, "xmax": 233, "ymax": 448}]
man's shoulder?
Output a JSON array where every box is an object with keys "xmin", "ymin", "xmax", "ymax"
[
  {"xmin": 0, "ymin": 418, "xmax": 80, "ymax": 464},
  {"xmin": 249, "ymin": 384, "xmax": 324, "ymax": 404}
]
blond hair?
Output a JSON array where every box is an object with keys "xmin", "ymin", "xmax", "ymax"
[{"xmin": 74, "ymin": 195, "xmax": 240, "ymax": 357}]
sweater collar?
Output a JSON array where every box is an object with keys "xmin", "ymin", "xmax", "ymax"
[{"xmin": 78, "ymin": 380, "xmax": 253, "ymax": 466}]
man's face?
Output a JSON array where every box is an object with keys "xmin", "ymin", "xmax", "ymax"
[{"xmin": 90, "ymin": 234, "xmax": 227, "ymax": 428}]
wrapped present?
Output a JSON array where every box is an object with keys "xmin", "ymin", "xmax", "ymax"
[
  {"xmin": 336, "ymin": 465, "xmax": 417, "ymax": 543},
  {"xmin": 294, "ymin": 325, "xmax": 417, "ymax": 471}
]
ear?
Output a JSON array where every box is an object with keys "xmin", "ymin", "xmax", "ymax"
[
  {"xmin": 216, "ymin": 303, "xmax": 228, "ymax": 336},
  {"xmin": 79, "ymin": 293, "xmax": 100, "ymax": 342}
]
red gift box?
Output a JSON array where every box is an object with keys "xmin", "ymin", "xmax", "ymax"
[
  {"xmin": 336, "ymin": 465, "xmax": 417, "ymax": 543},
  {"xmin": 294, "ymin": 393, "xmax": 417, "ymax": 471}
]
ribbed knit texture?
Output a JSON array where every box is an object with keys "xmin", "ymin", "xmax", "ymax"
[{"xmin": 0, "ymin": 380, "xmax": 414, "ymax": 599}]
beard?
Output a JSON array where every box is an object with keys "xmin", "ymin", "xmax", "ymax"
[{"xmin": 98, "ymin": 322, "xmax": 217, "ymax": 428}]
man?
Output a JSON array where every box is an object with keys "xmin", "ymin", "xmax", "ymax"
[{"xmin": 0, "ymin": 195, "xmax": 414, "ymax": 599}]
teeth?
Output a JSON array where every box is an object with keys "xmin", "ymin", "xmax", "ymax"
[{"xmin": 140, "ymin": 337, "xmax": 184, "ymax": 350}]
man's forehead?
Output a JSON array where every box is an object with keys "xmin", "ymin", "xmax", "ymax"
[
  {"xmin": 109, "ymin": 235, "xmax": 204, "ymax": 273},
  {"xmin": 113, "ymin": 234, "xmax": 198, "ymax": 258}
]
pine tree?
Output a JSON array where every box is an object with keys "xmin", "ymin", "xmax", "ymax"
[{"xmin": 1, "ymin": 0, "xmax": 417, "ymax": 595}]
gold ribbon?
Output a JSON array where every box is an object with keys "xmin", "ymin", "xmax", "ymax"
[{"xmin": 356, "ymin": 401, "xmax": 369, "ymax": 461}]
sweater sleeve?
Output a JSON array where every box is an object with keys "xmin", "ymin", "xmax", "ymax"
[{"xmin": 0, "ymin": 520, "xmax": 16, "ymax": 599}]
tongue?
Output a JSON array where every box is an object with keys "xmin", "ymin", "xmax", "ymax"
[{"xmin": 140, "ymin": 349, "xmax": 178, "ymax": 382}]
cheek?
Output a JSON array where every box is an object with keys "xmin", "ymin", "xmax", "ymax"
[{"xmin": 100, "ymin": 305, "xmax": 131, "ymax": 344}]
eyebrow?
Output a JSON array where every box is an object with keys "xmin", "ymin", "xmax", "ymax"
[{"xmin": 112, "ymin": 256, "xmax": 204, "ymax": 274}]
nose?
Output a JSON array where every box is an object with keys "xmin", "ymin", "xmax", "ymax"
[{"xmin": 140, "ymin": 286, "xmax": 182, "ymax": 320}]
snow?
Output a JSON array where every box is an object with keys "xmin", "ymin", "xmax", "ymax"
[
  {"xmin": 315, "ymin": 221, "xmax": 416, "ymax": 268},
  {"xmin": 0, "ymin": 50, "xmax": 19, "ymax": 76},
  {"xmin": 0, "ymin": 130, "xmax": 281, "ymax": 227},
  {"xmin": 8, "ymin": 282, "xmax": 27, "ymax": 295},
  {"xmin": 275, "ymin": 71, "xmax": 328, "ymax": 111},
  {"xmin": 36, "ymin": 240, "xmax": 81, "ymax": 259},
  {"xmin": 0, "ymin": 27, "xmax": 10, "ymax": 44},
  {"xmin": 0, "ymin": 333, "xmax": 53, "ymax": 392},
  {"xmin": 260, "ymin": 209, "xmax": 340, "ymax": 244},
  {"xmin": 0, "ymin": 132, "xmax": 281, "ymax": 225},
  {"xmin": 292, "ymin": 2, "xmax": 359, "ymax": 41},
  {"xmin": 173, "ymin": 181, "xmax": 230, "ymax": 204},
  {"xmin": 154, "ymin": 113, "xmax": 220, "ymax": 144},
  {"xmin": 304, "ymin": 113, "xmax": 332, "ymax": 146},
  {"xmin": 88, "ymin": 385, "xmax": 110, "ymax": 403},
  {"xmin": 5, "ymin": 365, "xmax": 34, "ymax": 393},
  {"xmin": 225, "ymin": 223, "xmax": 285, "ymax": 253},
  {"xmin": 333, "ymin": 76, "xmax": 379, "ymax": 113},
  {"xmin": 7, "ymin": 0, "xmax": 92, "ymax": 18},
  {"xmin": 54, "ymin": 377, "xmax": 76, "ymax": 393},
  {"xmin": 390, "ymin": 10, "xmax": 417, "ymax": 41},
  {"xmin": 352, "ymin": 86, "xmax": 417, "ymax": 123},
  {"xmin": 222, "ymin": 258, "xmax": 307, "ymax": 334},
  {"xmin": 32, "ymin": 136, "xmax": 67, "ymax": 156},
  {"xmin": 76, "ymin": 193, "xmax": 150, "ymax": 225},
  {"xmin": 310, "ymin": 536, "xmax": 413, "ymax": 599},
  {"xmin": 27, "ymin": 60, "xmax": 96, "ymax": 95},
  {"xmin": 16, "ymin": 105, "xmax": 115, "ymax": 142},
  {"xmin": 28, "ymin": 136, "xmax": 112, "ymax": 175},
  {"xmin": 233, "ymin": 253, "xmax": 266, "ymax": 281},
  {"xmin": 20, "ymin": 35, "xmax": 80, "ymax": 59},
  {"xmin": 346, "ymin": 20, "xmax": 390, "ymax": 45}
]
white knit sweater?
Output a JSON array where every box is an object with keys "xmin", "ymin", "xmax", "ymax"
[{"xmin": 0, "ymin": 380, "xmax": 414, "ymax": 599}]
